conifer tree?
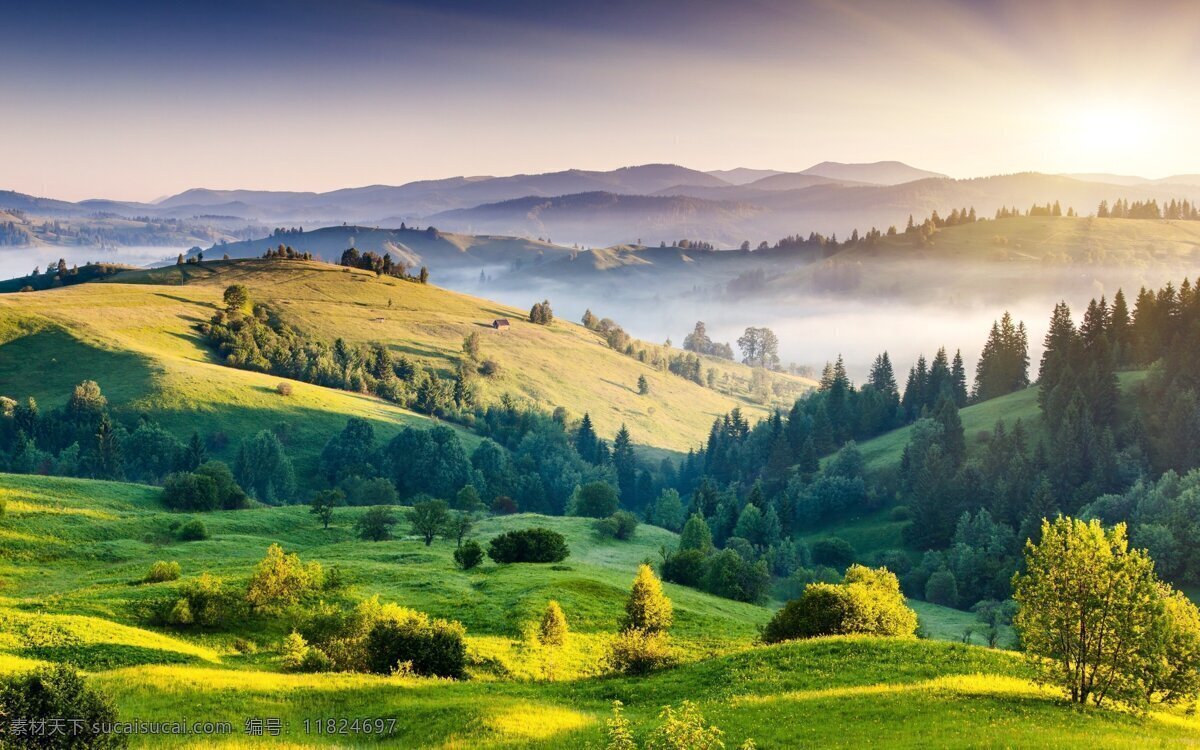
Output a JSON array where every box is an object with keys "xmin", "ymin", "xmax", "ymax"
[
  {"xmin": 622, "ymin": 564, "xmax": 673, "ymax": 633},
  {"xmin": 538, "ymin": 600, "xmax": 568, "ymax": 646}
]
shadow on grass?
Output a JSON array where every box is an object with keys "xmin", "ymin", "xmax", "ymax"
[{"xmin": 25, "ymin": 644, "xmax": 204, "ymax": 671}]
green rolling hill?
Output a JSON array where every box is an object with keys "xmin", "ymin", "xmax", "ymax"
[{"xmin": 0, "ymin": 259, "xmax": 814, "ymax": 483}]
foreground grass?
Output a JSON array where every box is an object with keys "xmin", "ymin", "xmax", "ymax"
[{"xmin": 2, "ymin": 472, "xmax": 1198, "ymax": 746}]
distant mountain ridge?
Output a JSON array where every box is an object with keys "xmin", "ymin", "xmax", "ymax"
[{"xmin": 8, "ymin": 162, "xmax": 1200, "ymax": 249}]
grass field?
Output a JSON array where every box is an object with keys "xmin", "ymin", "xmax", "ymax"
[
  {"xmin": 1, "ymin": 472, "xmax": 1197, "ymax": 747},
  {"xmin": 0, "ymin": 260, "xmax": 813, "ymax": 483}
]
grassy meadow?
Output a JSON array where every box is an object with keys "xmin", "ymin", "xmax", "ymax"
[{"xmin": 1, "ymin": 472, "xmax": 1199, "ymax": 747}]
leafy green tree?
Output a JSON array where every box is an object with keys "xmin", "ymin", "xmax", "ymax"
[
  {"xmin": 924, "ymin": 568, "xmax": 958, "ymax": 606},
  {"xmin": 595, "ymin": 510, "xmax": 639, "ymax": 540},
  {"xmin": 310, "ymin": 489, "xmax": 344, "ymax": 529},
  {"xmin": 408, "ymin": 498, "xmax": 450, "ymax": 546},
  {"xmin": 223, "ymin": 284, "xmax": 251, "ymax": 313},
  {"xmin": 162, "ymin": 471, "xmax": 218, "ymax": 511},
  {"xmin": 451, "ymin": 484, "xmax": 483, "ymax": 512},
  {"xmin": 235, "ymin": 430, "xmax": 295, "ymax": 503},
  {"xmin": 679, "ymin": 513, "xmax": 714, "ymax": 552},
  {"xmin": 649, "ymin": 489, "xmax": 685, "ymax": 531},
  {"xmin": 319, "ymin": 417, "xmax": 377, "ymax": 484},
  {"xmin": 445, "ymin": 512, "xmax": 474, "ymax": 547},
  {"xmin": 123, "ymin": 422, "xmax": 184, "ymax": 482},
  {"xmin": 365, "ymin": 608, "xmax": 467, "ymax": 678},
  {"xmin": 1012, "ymin": 517, "xmax": 1200, "ymax": 707},
  {"xmin": 195, "ymin": 461, "xmax": 248, "ymax": 509},
  {"xmin": 637, "ymin": 375, "xmax": 649, "ymax": 395},
  {"xmin": 571, "ymin": 481, "xmax": 620, "ymax": 518},
  {"xmin": 356, "ymin": 506, "xmax": 398, "ymax": 541},
  {"xmin": 623, "ymin": 564, "xmax": 673, "ymax": 633}
]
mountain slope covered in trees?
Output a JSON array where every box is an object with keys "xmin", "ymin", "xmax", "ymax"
[{"xmin": 0, "ymin": 259, "xmax": 812, "ymax": 475}]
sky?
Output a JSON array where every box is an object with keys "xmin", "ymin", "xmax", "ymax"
[{"xmin": 5, "ymin": 0, "xmax": 1200, "ymax": 201}]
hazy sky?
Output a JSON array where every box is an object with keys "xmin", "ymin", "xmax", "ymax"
[{"xmin": 6, "ymin": 0, "xmax": 1200, "ymax": 201}]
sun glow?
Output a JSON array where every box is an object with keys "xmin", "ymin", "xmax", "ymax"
[{"xmin": 1063, "ymin": 104, "xmax": 1158, "ymax": 159}]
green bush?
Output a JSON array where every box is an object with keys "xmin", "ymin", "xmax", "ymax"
[
  {"xmin": 701, "ymin": 549, "xmax": 771, "ymax": 604},
  {"xmin": 487, "ymin": 528, "xmax": 570, "ymax": 563},
  {"xmin": 763, "ymin": 565, "xmax": 917, "ymax": 644},
  {"xmin": 811, "ymin": 537, "xmax": 856, "ymax": 568},
  {"xmin": 163, "ymin": 572, "xmax": 243, "ymax": 629},
  {"xmin": 660, "ymin": 548, "xmax": 707, "ymax": 587},
  {"xmin": 570, "ymin": 481, "xmax": 619, "ymax": 518},
  {"xmin": 143, "ymin": 560, "xmax": 181, "ymax": 583},
  {"xmin": 365, "ymin": 609, "xmax": 467, "ymax": 678},
  {"xmin": 453, "ymin": 540, "xmax": 484, "ymax": 570},
  {"xmin": 0, "ymin": 665, "xmax": 124, "ymax": 749},
  {"xmin": 356, "ymin": 506, "xmax": 398, "ymax": 541},
  {"xmin": 177, "ymin": 518, "xmax": 209, "ymax": 541},
  {"xmin": 925, "ymin": 567, "xmax": 959, "ymax": 607},
  {"xmin": 194, "ymin": 460, "xmax": 249, "ymax": 509},
  {"xmin": 606, "ymin": 628, "xmax": 674, "ymax": 675},
  {"xmin": 595, "ymin": 510, "xmax": 639, "ymax": 540},
  {"xmin": 162, "ymin": 471, "xmax": 218, "ymax": 511},
  {"xmin": 245, "ymin": 544, "xmax": 324, "ymax": 613}
]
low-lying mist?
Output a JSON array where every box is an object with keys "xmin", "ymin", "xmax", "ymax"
[{"xmin": 0, "ymin": 246, "xmax": 180, "ymax": 282}]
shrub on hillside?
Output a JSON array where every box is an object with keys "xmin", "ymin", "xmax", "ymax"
[
  {"xmin": 276, "ymin": 382, "xmax": 293, "ymax": 396},
  {"xmin": 194, "ymin": 461, "xmax": 249, "ymax": 509},
  {"xmin": 162, "ymin": 471, "xmax": 218, "ymax": 511},
  {"xmin": 660, "ymin": 548, "xmax": 707, "ymax": 588},
  {"xmin": 606, "ymin": 627, "xmax": 675, "ymax": 675},
  {"xmin": 490, "ymin": 495, "xmax": 518, "ymax": 514},
  {"xmin": 176, "ymin": 518, "xmax": 209, "ymax": 541},
  {"xmin": 245, "ymin": 544, "xmax": 324, "ymax": 613},
  {"xmin": 700, "ymin": 549, "xmax": 771, "ymax": 604},
  {"xmin": 538, "ymin": 600, "xmax": 569, "ymax": 646},
  {"xmin": 365, "ymin": 609, "xmax": 467, "ymax": 678},
  {"xmin": 762, "ymin": 565, "xmax": 917, "ymax": 644},
  {"xmin": 570, "ymin": 481, "xmax": 619, "ymax": 518},
  {"xmin": 0, "ymin": 665, "xmax": 124, "ymax": 749},
  {"xmin": 159, "ymin": 572, "xmax": 243, "ymax": 629},
  {"xmin": 280, "ymin": 631, "xmax": 332, "ymax": 673},
  {"xmin": 453, "ymin": 540, "xmax": 484, "ymax": 570},
  {"xmin": 811, "ymin": 537, "xmax": 856, "ymax": 569},
  {"xmin": 925, "ymin": 568, "xmax": 959, "ymax": 607},
  {"xmin": 623, "ymin": 564, "xmax": 673, "ymax": 633},
  {"xmin": 356, "ymin": 506, "xmax": 398, "ymax": 541},
  {"xmin": 595, "ymin": 510, "xmax": 638, "ymax": 540},
  {"xmin": 487, "ymin": 528, "xmax": 570, "ymax": 564},
  {"xmin": 143, "ymin": 560, "xmax": 181, "ymax": 583}
]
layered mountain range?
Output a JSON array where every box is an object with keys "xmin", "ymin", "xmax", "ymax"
[{"xmin": 8, "ymin": 161, "xmax": 1200, "ymax": 249}]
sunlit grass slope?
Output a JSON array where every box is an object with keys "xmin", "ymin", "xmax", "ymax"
[
  {"xmin": 0, "ymin": 260, "xmax": 812, "ymax": 471},
  {"xmin": 3, "ymin": 472, "xmax": 1198, "ymax": 748}
]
